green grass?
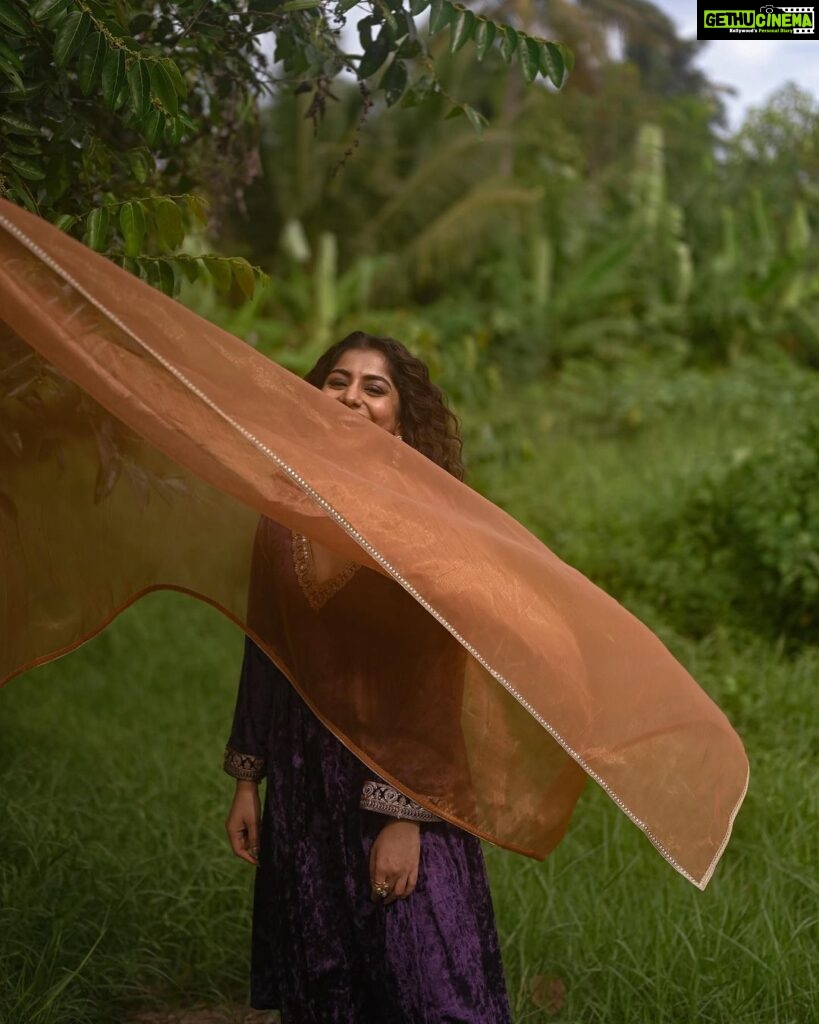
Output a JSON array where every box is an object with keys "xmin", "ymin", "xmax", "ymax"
[{"xmin": 1, "ymin": 357, "xmax": 817, "ymax": 1023}]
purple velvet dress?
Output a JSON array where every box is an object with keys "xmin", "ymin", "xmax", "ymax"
[{"xmin": 226, "ymin": 635, "xmax": 513, "ymax": 1024}]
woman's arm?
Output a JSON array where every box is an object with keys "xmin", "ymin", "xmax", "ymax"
[
  {"xmin": 224, "ymin": 634, "xmax": 275, "ymax": 865},
  {"xmin": 225, "ymin": 779, "xmax": 261, "ymax": 866},
  {"xmin": 223, "ymin": 634, "xmax": 275, "ymax": 782}
]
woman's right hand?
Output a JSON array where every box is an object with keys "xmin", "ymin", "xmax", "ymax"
[{"xmin": 225, "ymin": 780, "xmax": 261, "ymax": 866}]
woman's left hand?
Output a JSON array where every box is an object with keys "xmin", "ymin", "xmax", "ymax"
[{"xmin": 369, "ymin": 819, "xmax": 421, "ymax": 905}]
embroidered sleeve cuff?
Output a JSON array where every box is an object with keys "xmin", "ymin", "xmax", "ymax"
[
  {"xmin": 359, "ymin": 779, "xmax": 440, "ymax": 823},
  {"xmin": 223, "ymin": 746, "xmax": 266, "ymax": 781}
]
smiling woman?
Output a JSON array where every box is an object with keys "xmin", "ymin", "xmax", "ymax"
[
  {"xmin": 307, "ymin": 331, "xmax": 467, "ymax": 482},
  {"xmin": 0, "ymin": 199, "xmax": 749, "ymax": 1024},
  {"xmin": 222, "ymin": 331, "xmax": 514, "ymax": 1021},
  {"xmin": 321, "ymin": 348, "xmax": 402, "ymax": 432}
]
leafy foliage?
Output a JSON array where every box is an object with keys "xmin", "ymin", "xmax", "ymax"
[
  {"xmin": 0, "ymin": 0, "xmax": 278, "ymax": 296},
  {"xmin": 0, "ymin": 0, "xmax": 571, "ymax": 299},
  {"xmin": 555, "ymin": 354, "xmax": 819, "ymax": 643}
]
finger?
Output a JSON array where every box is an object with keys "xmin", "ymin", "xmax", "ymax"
[
  {"xmin": 370, "ymin": 881, "xmax": 388, "ymax": 903},
  {"xmin": 383, "ymin": 875, "xmax": 405, "ymax": 905},
  {"xmin": 228, "ymin": 827, "xmax": 257, "ymax": 866},
  {"xmin": 247, "ymin": 823, "xmax": 260, "ymax": 862},
  {"xmin": 226, "ymin": 822, "xmax": 246, "ymax": 853},
  {"xmin": 370, "ymin": 874, "xmax": 392, "ymax": 903}
]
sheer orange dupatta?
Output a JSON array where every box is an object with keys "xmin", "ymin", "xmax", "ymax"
[{"xmin": 0, "ymin": 198, "xmax": 748, "ymax": 889}]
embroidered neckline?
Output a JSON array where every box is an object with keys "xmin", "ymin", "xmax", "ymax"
[{"xmin": 291, "ymin": 531, "xmax": 360, "ymax": 611}]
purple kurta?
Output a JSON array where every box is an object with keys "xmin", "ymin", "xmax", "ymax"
[{"xmin": 227, "ymin": 636, "xmax": 513, "ymax": 1024}]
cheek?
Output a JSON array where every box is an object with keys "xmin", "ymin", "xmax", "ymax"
[{"xmin": 373, "ymin": 397, "xmax": 398, "ymax": 421}]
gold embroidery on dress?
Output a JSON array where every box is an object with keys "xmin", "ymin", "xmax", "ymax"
[
  {"xmin": 359, "ymin": 779, "xmax": 440, "ymax": 822},
  {"xmin": 223, "ymin": 746, "xmax": 266, "ymax": 781},
  {"xmin": 291, "ymin": 531, "xmax": 360, "ymax": 611}
]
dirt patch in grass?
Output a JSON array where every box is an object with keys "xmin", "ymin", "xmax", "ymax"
[{"xmin": 127, "ymin": 1009, "xmax": 279, "ymax": 1024}]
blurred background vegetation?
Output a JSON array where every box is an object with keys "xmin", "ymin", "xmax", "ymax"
[
  {"xmin": 1, "ymin": 1, "xmax": 818, "ymax": 1022},
  {"xmin": 189, "ymin": 0, "xmax": 819, "ymax": 647}
]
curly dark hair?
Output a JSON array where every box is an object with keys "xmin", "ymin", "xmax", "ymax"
[{"xmin": 304, "ymin": 331, "xmax": 465, "ymax": 481}]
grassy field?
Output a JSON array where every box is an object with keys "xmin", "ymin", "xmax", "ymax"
[{"xmin": 1, "ymin": 357, "xmax": 817, "ymax": 1023}]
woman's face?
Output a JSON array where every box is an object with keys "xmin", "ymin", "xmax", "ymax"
[{"xmin": 322, "ymin": 348, "xmax": 402, "ymax": 436}]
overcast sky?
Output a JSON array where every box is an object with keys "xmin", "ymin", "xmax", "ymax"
[{"xmin": 652, "ymin": 0, "xmax": 819, "ymax": 129}]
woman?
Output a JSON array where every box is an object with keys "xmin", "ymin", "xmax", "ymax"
[
  {"xmin": 0, "ymin": 200, "xmax": 749, "ymax": 1021},
  {"xmin": 223, "ymin": 332, "xmax": 514, "ymax": 1023}
]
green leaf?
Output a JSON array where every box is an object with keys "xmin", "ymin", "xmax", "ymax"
[
  {"xmin": 230, "ymin": 257, "xmax": 256, "ymax": 300},
  {"xmin": 443, "ymin": 102, "xmax": 488, "ymax": 135},
  {"xmin": 142, "ymin": 108, "xmax": 165, "ymax": 147},
  {"xmin": 42, "ymin": 152, "xmax": 70, "ymax": 201},
  {"xmin": 374, "ymin": 0, "xmax": 398, "ymax": 32},
  {"xmin": 154, "ymin": 197, "xmax": 184, "ymax": 249},
  {"xmin": 53, "ymin": 213, "xmax": 77, "ymax": 232},
  {"xmin": 538, "ymin": 40, "xmax": 565, "ymax": 88},
  {"xmin": 86, "ymin": 206, "xmax": 110, "ymax": 251},
  {"xmin": 409, "ymin": 0, "xmax": 429, "ymax": 14},
  {"xmin": 555, "ymin": 41, "xmax": 574, "ymax": 74},
  {"xmin": 53, "ymin": 11, "xmax": 90, "ymax": 68},
  {"xmin": 0, "ymin": 55, "xmax": 23, "ymax": 92},
  {"xmin": 164, "ymin": 116, "xmax": 185, "ymax": 145},
  {"xmin": 449, "ymin": 8, "xmax": 475, "ymax": 53},
  {"xmin": 380, "ymin": 58, "xmax": 407, "ymax": 106},
  {"xmin": 126, "ymin": 148, "xmax": 152, "ymax": 184},
  {"xmin": 474, "ymin": 19, "xmax": 495, "ymax": 60},
  {"xmin": 120, "ymin": 200, "xmax": 146, "ymax": 258},
  {"xmin": 519, "ymin": 35, "xmax": 539, "ymax": 84},
  {"xmin": 30, "ymin": 0, "xmax": 68, "ymax": 22},
  {"xmin": 161, "ymin": 58, "xmax": 187, "ymax": 99},
  {"xmin": 2, "ymin": 154, "xmax": 45, "ymax": 180},
  {"xmin": 396, "ymin": 35, "xmax": 421, "ymax": 59},
  {"xmin": 127, "ymin": 59, "xmax": 151, "ymax": 119},
  {"xmin": 186, "ymin": 193, "xmax": 209, "ymax": 224},
  {"xmin": 400, "ymin": 73, "xmax": 434, "ymax": 108},
  {"xmin": 499, "ymin": 25, "xmax": 518, "ymax": 62},
  {"xmin": 462, "ymin": 103, "xmax": 488, "ymax": 135},
  {"xmin": 428, "ymin": 0, "xmax": 453, "ymax": 35},
  {"xmin": 102, "ymin": 48, "xmax": 126, "ymax": 109},
  {"xmin": 357, "ymin": 27, "xmax": 391, "ymax": 79},
  {"xmin": 0, "ymin": 113, "xmax": 39, "ymax": 135},
  {"xmin": 153, "ymin": 258, "xmax": 176, "ymax": 296},
  {"xmin": 78, "ymin": 32, "xmax": 107, "ymax": 96},
  {"xmin": 6, "ymin": 137, "xmax": 40, "ymax": 155},
  {"xmin": 357, "ymin": 14, "xmax": 375, "ymax": 49},
  {"xmin": 0, "ymin": 38, "xmax": 23, "ymax": 71},
  {"xmin": 206, "ymin": 258, "xmax": 232, "ymax": 293},
  {"xmin": 148, "ymin": 60, "xmax": 177, "ymax": 115},
  {"xmin": 175, "ymin": 257, "xmax": 200, "ymax": 284},
  {"xmin": 5, "ymin": 171, "xmax": 37, "ymax": 212},
  {"xmin": 0, "ymin": 0, "xmax": 28, "ymax": 35}
]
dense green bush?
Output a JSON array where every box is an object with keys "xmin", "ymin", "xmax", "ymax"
[{"xmin": 609, "ymin": 395, "xmax": 819, "ymax": 644}]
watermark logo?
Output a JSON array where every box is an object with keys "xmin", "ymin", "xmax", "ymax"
[{"xmin": 698, "ymin": 4, "xmax": 818, "ymax": 39}]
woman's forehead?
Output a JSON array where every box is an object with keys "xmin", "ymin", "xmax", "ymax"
[{"xmin": 330, "ymin": 349, "xmax": 394, "ymax": 380}]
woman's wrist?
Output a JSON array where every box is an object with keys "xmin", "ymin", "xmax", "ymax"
[{"xmin": 379, "ymin": 819, "xmax": 420, "ymax": 831}]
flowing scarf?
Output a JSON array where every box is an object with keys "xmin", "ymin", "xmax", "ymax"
[{"xmin": 0, "ymin": 198, "xmax": 748, "ymax": 889}]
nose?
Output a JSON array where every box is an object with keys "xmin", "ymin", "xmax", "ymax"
[{"xmin": 339, "ymin": 383, "xmax": 362, "ymax": 407}]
